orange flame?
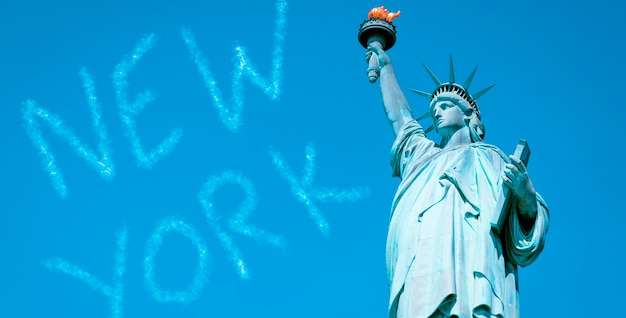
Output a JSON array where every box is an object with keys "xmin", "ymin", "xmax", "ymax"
[{"xmin": 368, "ymin": 6, "xmax": 400, "ymax": 22}]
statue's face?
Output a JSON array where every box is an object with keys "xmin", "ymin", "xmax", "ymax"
[{"xmin": 431, "ymin": 98, "xmax": 467, "ymax": 138}]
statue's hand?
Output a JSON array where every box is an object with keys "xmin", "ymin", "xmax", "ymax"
[
  {"xmin": 503, "ymin": 155, "xmax": 537, "ymax": 220},
  {"xmin": 366, "ymin": 42, "xmax": 391, "ymax": 69}
]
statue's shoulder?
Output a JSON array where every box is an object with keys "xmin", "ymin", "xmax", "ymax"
[
  {"xmin": 471, "ymin": 142, "xmax": 499, "ymax": 150},
  {"xmin": 470, "ymin": 142, "xmax": 509, "ymax": 160}
]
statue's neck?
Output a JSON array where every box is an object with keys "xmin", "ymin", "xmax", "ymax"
[{"xmin": 440, "ymin": 126, "xmax": 472, "ymax": 148}]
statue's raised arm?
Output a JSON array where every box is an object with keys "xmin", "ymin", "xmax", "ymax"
[
  {"xmin": 357, "ymin": 6, "xmax": 413, "ymax": 137},
  {"xmin": 367, "ymin": 44, "xmax": 415, "ymax": 137}
]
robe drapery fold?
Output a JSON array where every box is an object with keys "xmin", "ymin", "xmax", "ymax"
[{"xmin": 387, "ymin": 120, "xmax": 549, "ymax": 318}]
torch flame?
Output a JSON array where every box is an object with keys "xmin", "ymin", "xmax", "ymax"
[{"xmin": 367, "ymin": 6, "xmax": 400, "ymax": 22}]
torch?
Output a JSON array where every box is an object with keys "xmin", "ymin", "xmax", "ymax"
[{"xmin": 358, "ymin": 6, "xmax": 400, "ymax": 83}]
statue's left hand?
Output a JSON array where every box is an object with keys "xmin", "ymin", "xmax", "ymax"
[{"xmin": 503, "ymin": 155, "xmax": 537, "ymax": 220}]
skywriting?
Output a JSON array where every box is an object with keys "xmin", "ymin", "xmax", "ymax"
[{"xmin": 22, "ymin": 1, "xmax": 370, "ymax": 316}]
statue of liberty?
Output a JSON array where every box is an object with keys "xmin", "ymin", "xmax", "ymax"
[{"xmin": 364, "ymin": 24, "xmax": 550, "ymax": 318}]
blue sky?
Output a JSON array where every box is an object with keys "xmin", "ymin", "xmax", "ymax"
[{"xmin": 1, "ymin": 0, "xmax": 625, "ymax": 317}]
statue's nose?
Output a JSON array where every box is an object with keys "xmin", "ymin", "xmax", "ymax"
[{"xmin": 433, "ymin": 108, "xmax": 442, "ymax": 118}]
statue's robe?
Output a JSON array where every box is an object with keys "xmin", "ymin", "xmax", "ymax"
[{"xmin": 387, "ymin": 121, "xmax": 549, "ymax": 318}]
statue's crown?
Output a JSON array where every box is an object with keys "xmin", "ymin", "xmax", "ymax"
[{"xmin": 409, "ymin": 56, "xmax": 495, "ymax": 121}]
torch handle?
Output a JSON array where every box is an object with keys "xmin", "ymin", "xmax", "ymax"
[
  {"xmin": 366, "ymin": 39, "xmax": 384, "ymax": 83},
  {"xmin": 367, "ymin": 51, "xmax": 380, "ymax": 83}
]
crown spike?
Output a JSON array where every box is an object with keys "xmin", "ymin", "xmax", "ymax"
[
  {"xmin": 416, "ymin": 111, "xmax": 431, "ymax": 121},
  {"xmin": 422, "ymin": 62, "xmax": 442, "ymax": 86},
  {"xmin": 449, "ymin": 55, "xmax": 455, "ymax": 83},
  {"xmin": 424, "ymin": 125, "xmax": 435, "ymax": 134},
  {"xmin": 463, "ymin": 66, "xmax": 478, "ymax": 90},
  {"xmin": 472, "ymin": 84, "xmax": 495, "ymax": 100},
  {"xmin": 408, "ymin": 88, "xmax": 433, "ymax": 99}
]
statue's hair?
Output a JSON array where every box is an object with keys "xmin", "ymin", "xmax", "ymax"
[{"xmin": 467, "ymin": 111, "xmax": 485, "ymax": 142}]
